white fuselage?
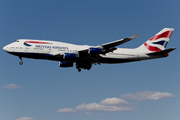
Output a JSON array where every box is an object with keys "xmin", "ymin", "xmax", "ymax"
[{"xmin": 3, "ymin": 39, "xmax": 163, "ymax": 64}]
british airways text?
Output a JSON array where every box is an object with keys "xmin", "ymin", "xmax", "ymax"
[{"xmin": 35, "ymin": 45, "xmax": 68, "ymax": 50}]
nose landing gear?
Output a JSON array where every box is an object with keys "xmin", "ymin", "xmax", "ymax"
[
  {"xmin": 19, "ymin": 57, "xmax": 23, "ymax": 65},
  {"xmin": 19, "ymin": 61, "xmax": 23, "ymax": 65}
]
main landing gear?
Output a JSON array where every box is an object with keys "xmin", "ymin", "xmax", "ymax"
[
  {"xmin": 19, "ymin": 57, "xmax": 23, "ymax": 65},
  {"xmin": 78, "ymin": 68, "xmax": 81, "ymax": 72},
  {"xmin": 76, "ymin": 62, "xmax": 92, "ymax": 72}
]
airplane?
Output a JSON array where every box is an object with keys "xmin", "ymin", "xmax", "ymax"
[{"xmin": 3, "ymin": 28, "xmax": 175, "ymax": 72}]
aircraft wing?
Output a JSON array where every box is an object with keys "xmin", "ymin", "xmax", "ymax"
[
  {"xmin": 100, "ymin": 33, "xmax": 139, "ymax": 49},
  {"xmin": 51, "ymin": 51, "xmax": 64, "ymax": 58},
  {"xmin": 78, "ymin": 33, "xmax": 139, "ymax": 54}
]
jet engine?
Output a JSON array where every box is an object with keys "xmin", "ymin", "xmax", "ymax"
[
  {"xmin": 59, "ymin": 61, "xmax": 73, "ymax": 67},
  {"xmin": 88, "ymin": 47, "xmax": 104, "ymax": 54},
  {"xmin": 63, "ymin": 52, "xmax": 79, "ymax": 60}
]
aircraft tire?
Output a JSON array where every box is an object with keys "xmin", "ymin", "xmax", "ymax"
[{"xmin": 19, "ymin": 61, "xmax": 23, "ymax": 65}]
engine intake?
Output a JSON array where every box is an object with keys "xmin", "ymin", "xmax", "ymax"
[
  {"xmin": 88, "ymin": 47, "xmax": 104, "ymax": 54},
  {"xmin": 63, "ymin": 52, "xmax": 79, "ymax": 60}
]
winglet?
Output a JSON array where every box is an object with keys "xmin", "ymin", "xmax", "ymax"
[{"xmin": 129, "ymin": 33, "xmax": 140, "ymax": 40}]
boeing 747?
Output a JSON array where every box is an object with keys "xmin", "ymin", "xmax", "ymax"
[{"xmin": 3, "ymin": 28, "xmax": 175, "ymax": 72}]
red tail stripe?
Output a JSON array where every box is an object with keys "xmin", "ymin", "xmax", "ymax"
[
  {"xmin": 149, "ymin": 31, "xmax": 172, "ymax": 41},
  {"xmin": 168, "ymin": 31, "xmax": 173, "ymax": 38},
  {"xmin": 144, "ymin": 43, "xmax": 161, "ymax": 52}
]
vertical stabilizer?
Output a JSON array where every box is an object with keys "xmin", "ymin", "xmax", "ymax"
[{"xmin": 138, "ymin": 28, "xmax": 174, "ymax": 52}]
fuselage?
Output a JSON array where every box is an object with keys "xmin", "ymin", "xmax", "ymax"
[{"xmin": 3, "ymin": 39, "xmax": 163, "ymax": 64}]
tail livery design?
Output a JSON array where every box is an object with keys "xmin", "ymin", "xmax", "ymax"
[{"xmin": 138, "ymin": 28, "xmax": 174, "ymax": 52}]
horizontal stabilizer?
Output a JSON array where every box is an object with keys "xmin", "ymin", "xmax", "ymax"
[{"xmin": 147, "ymin": 48, "xmax": 176, "ymax": 55}]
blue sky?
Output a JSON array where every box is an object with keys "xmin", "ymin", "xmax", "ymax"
[{"xmin": 0, "ymin": 0, "xmax": 180, "ymax": 120}]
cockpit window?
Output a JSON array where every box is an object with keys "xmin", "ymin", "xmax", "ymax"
[{"xmin": 15, "ymin": 40, "xmax": 19, "ymax": 42}]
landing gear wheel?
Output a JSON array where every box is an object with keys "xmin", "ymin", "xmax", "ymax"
[
  {"xmin": 78, "ymin": 69, "xmax": 81, "ymax": 72},
  {"xmin": 19, "ymin": 57, "xmax": 23, "ymax": 65},
  {"xmin": 19, "ymin": 61, "xmax": 23, "ymax": 65}
]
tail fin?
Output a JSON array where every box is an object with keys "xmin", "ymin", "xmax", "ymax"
[{"xmin": 138, "ymin": 28, "xmax": 174, "ymax": 52}]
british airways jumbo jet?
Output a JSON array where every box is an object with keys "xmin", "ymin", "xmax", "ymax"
[{"xmin": 3, "ymin": 28, "xmax": 175, "ymax": 72}]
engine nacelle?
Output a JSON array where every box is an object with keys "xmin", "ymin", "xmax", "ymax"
[
  {"xmin": 88, "ymin": 47, "xmax": 104, "ymax": 54},
  {"xmin": 59, "ymin": 61, "xmax": 73, "ymax": 67},
  {"xmin": 63, "ymin": 52, "xmax": 79, "ymax": 60}
]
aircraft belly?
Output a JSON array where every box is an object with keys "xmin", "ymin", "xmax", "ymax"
[
  {"xmin": 99, "ymin": 57, "xmax": 137, "ymax": 63},
  {"xmin": 99, "ymin": 54, "xmax": 138, "ymax": 63},
  {"xmin": 7, "ymin": 52, "xmax": 61, "ymax": 61}
]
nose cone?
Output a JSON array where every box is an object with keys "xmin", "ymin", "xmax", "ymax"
[
  {"xmin": 3, "ymin": 46, "xmax": 6, "ymax": 51},
  {"xmin": 3, "ymin": 45, "xmax": 8, "ymax": 52}
]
